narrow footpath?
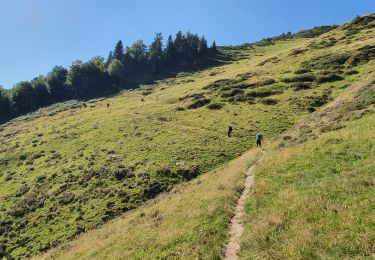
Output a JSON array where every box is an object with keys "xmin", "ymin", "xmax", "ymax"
[{"xmin": 224, "ymin": 155, "xmax": 262, "ymax": 260}]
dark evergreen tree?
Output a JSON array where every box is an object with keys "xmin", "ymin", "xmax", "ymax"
[
  {"xmin": 164, "ymin": 35, "xmax": 178, "ymax": 67},
  {"xmin": 149, "ymin": 33, "xmax": 164, "ymax": 73},
  {"xmin": 198, "ymin": 35, "xmax": 208, "ymax": 56},
  {"xmin": 211, "ymin": 40, "xmax": 217, "ymax": 52},
  {"xmin": 174, "ymin": 31, "xmax": 184, "ymax": 55},
  {"xmin": 113, "ymin": 40, "xmax": 125, "ymax": 62}
]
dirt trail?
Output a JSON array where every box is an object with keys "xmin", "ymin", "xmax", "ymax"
[{"xmin": 224, "ymin": 154, "xmax": 262, "ymax": 260}]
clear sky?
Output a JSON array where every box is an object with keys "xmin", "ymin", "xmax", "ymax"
[{"xmin": 0, "ymin": 0, "xmax": 374, "ymax": 88}]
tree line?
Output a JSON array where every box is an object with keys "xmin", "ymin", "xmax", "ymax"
[{"xmin": 0, "ymin": 31, "xmax": 218, "ymax": 122}]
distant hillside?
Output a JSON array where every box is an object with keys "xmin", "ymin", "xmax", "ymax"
[{"xmin": 0, "ymin": 13, "xmax": 374, "ymax": 259}]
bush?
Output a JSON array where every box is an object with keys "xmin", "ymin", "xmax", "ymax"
[
  {"xmin": 291, "ymin": 82, "xmax": 312, "ymax": 91},
  {"xmin": 177, "ymin": 166, "xmax": 200, "ymax": 180},
  {"xmin": 187, "ymin": 98, "xmax": 211, "ymax": 109},
  {"xmin": 58, "ymin": 192, "xmax": 76, "ymax": 205},
  {"xmin": 320, "ymin": 123, "xmax": 345, "ymax": 133},
  {"xmin": 281, "ymin": 73, "xmax": 316, "ymax": 83},
  {"xmin": 260, "ymin": 98, "xmax": 278, "ymax": 105},
  {"xmin": 203, "ymin": 78, "xmax": 241, "ymax": 90},
  {"xmin": 220, "ymin": 89, "xmax": 244, "ymax": 98},
  {"xmin": 256, "ymin": 78, "xmax": 276, "ymax": 86},
  {"xmin": 207, "ymin": 103, "xmax": 224, "ymax": 110},
  {"xmin": 247, "ymin": 89, "xmax": 283, "ymax": 98},
  {"xmin": 290, "ymin": 48, "xmax": 308, "ymax": 56},
  {"xmin": 302, "ymin": 53, "xmax": 351, "ymax": 70},
  {"xmin": 345, "ymin": 69, "xmax": 359, "ymax": 75},
  {"xmin": 15, "ymin": 184, "xmax": 30, "ymax": 197},
  {"xmin": 113, "ymin": 168, "xmax": 133, "ymax": 180},
  {"xmin": 295, "ymin": 68, "xmax": 311, "ymax": 74},
  {"xmin": 316, "ymin": 74, "xmax": 343, "ymax": 83}
]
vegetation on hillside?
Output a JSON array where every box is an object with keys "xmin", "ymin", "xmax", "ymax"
[
  {"xmin": 0, "ymin": 12, "xmax": 374, "ymax": 259},
  {"xmin": 0, "ymin": 31, "xmax": 217, "ymax": 123},
  {"xmin": 35, "ymin": 150, "xmax": 260, "ymax": 260},
  {"xmin": 240, "ymin": 78, "xmax": 375, "ymax": 259}
]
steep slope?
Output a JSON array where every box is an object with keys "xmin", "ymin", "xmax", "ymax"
[
  {"xmin": 240, "ymin": 77, "xmax": 375, "ymax": 259},
  {"xmin": 1, "ymin": 13, "xmax": 375, "ymax": 258},
  {"xmin": 36, "ymin": 150, "xmax": 260, "ymax": 259}
]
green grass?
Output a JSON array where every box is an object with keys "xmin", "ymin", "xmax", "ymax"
[
  {"xmin": 1, "ymin": 14, "xmax": 375, "ymax": 258},
  {"xmin": 240, "ymin": 81, "xmax": 375, "ymax": 259},
  {"xmin": 36, "ymin": 149, "xmax": 260, "ymax": 259}
]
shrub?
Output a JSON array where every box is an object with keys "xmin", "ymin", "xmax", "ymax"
[
  {"xmin": 247, "ymin": 90, "xmax": 283, "ymax": 98},
  {"xmin": 260, "ymin": 98, "xmax": 278, "ymax": 105},
  {"xmin": 58, "ymin": 192, "xmax": 76, "ymax": 205},
  {"xmin": 320, "ymin": 123, "xmax": 345, "ymax": 133},
  {"xmin": 316, "ymin": 74, "xmax": 343, "ymax": 83},
  {"xmin": 302, "ymin": 53, "xmax": 351, "ymax": 70},
  {"xmin": 113, "ymin": 168, "xmax": 133, "ymax": 180},
  {"xmin": 207, "ymin": 103, "xmax": 224, "ymax": 110},
  {"xmin": 291, "ymin": 82, "xmax": 312, "ymax": 91},
  {"xmin": 290, "ymin": 48, "xmax": 308, "ymax": 56},
  {"xmin": 15, "ymin": 184, "xmax": 30, "ymax": 197},
  {"xmin": 187, "ymin": 98, "xmax": 211, "ymax": 109},
  {"xmin": 220, "ymin": 89, "xmax": 244, "ymax": 98},
  {"xmin": 281, "ymin": 73, "xmax": 316, "ymax": 83},
  {"xmin": 203, "ymin": 78, "xmax": 241, "ymax": 90},
  {"xmin": 295, "ymin": 68, "xmax": 311, "ymax": 74},
  {"xmin": 256, "ymin": 78, "xmax": 276, "ymax": 86},
  {"xmin": 345, "ymin": 69, "xmax": 359, "ymax": 75},
  {"xmin": 177, "ymin": 166, "xmax": 200, "ymax": 180}
]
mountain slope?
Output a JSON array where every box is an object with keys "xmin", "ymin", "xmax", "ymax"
[
  {"xmin": 240, "ymin": 77, "xmax": 375, "ymax": 259},
  {"xmin": 1, "ymin": 13, "xmax": 375, "ymax": 258},
  {"xmin": 36, "ymin": 150, "xmax": 260, "ymax": 259}
]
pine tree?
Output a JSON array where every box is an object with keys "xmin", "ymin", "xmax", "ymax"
[
  {"xmin": 198, "ymin": 35, "xmax": 208, "ymax": 56},
  {"xmin": 211, "ymin": 40, "xmax": 217, "ymax": 52},
  {"xmin": 149, "ymin": 33, "xmax": 164, "ymax": 73},
  {"xmin": 113, "ymin": 40, "xmax": 125, "ymax": 62},
  {"xmin": 174, "ymin": 31, "xmax": 184, "ymax": 55},
  {"xmin": 164, "ymin": 35, "xmax": 177, "ymax": 67},
  {"xmin": 149, "ymin": 33, "xmax": 163, "ymax": 62}
]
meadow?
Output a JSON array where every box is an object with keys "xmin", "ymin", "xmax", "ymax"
[{"xmin": 1, "ymin": 13, "xmax": 375, "ymax": 258}]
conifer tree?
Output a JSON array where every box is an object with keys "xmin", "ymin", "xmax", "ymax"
[
  {"xmin": 211, "ymin": 40, "xmax": 217, "ymax": 52},
  {"xmin": 198, "ymin": 35, "xmax": 208, "ymax": 56},
  {"xmin": 113, "ymin": 40, "xmax": 125, "ymax": 62}
]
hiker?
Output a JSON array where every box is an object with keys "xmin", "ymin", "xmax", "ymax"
[
  {"xmin": 227, "ymin": 125, "xmax": 233, "ymax": 137},
  {"xmin": 256, "ymin": 133, "xmax": 263, "ymax": 147},
  {"xmin": 107, "ymin": 103, "xmax": 110, "ymax": 108}
]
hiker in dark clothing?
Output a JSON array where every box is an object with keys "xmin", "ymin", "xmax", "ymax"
[
  {"xmin": 107, "ymin": 103, "xmax": 110, "ymax": 108},
  {"xmin": 256, "ymin": 133, "xmax": 263, "ymax": 147},
  {"xmin": 227, "ymin": 125, "xmax": 233, "ymax": 137}
]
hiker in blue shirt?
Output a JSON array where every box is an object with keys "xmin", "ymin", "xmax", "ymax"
[{"xmin": 256, "ymin": 133, "xmax": 263, "ymax": 147}]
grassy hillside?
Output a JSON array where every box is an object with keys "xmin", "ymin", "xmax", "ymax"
[
  {"xmin": 240, "ymin": 77, "xmax": 375, "ymax": 259},
  {"xmin": 36, "ymin": 149, "xmax": 260, "ymax": 259},
  {"xmin": 1, "ymin": 13, "xmax": 375, "ymax": 258}
]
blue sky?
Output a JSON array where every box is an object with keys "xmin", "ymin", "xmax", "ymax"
[{"xmin": 0, "ymin": 0, "xmax": 374, "ymax": 88}]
